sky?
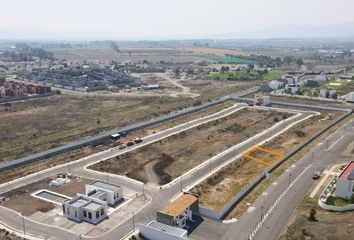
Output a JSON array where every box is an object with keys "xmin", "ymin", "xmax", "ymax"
[{"xmin": 1, "ymin": 0, "xmax": 354, "ymax": 40}]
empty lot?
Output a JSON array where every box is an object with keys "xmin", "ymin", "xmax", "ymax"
[
  {"xmin": 90, "ymin": 108, "xmax": 292, "ymax": 184},
  {"xmin": 190, "ymin": 111, "xmax": 342, "ymax": 213}
]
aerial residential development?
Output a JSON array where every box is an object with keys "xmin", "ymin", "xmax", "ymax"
[{"xmin": 1, "ymin": 1, "xmax": 354, "ymax": 240}]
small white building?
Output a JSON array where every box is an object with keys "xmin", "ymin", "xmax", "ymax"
[
  {"xmin": 285, "ymin": 84, "xmax": 300, "ymax": 95},
  {"xmin": 86, "ymin": 181, "xmax": 123, "ymax": 206},
  {"xmin": 62, "ymin": 194, "xmax": 107, "ymax": 224},
  {"xmin": 139, "ymin": 221, "xmax": 188, "ymax": 240},
  {"xmin": 269, "ymin": 80, "xmax": 284, "ymax": 90},
  {"xmin": 319, "ymin": 89, "xmax": 329, "ymax": 98},
  {"xmin": 335, "ymin": 161, "xmax": 354, "ymax": 200},
  {"xmin": 283, "ymin": 75, "xmax": 299, "ymax": 84}
]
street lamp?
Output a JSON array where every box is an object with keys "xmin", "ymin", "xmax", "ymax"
[
  {"xmin": 132, "ymin": 211, "xmax": 135, "ymax": 234},
  {"xmin": 21, "ymin": 214, "xmax": 26, "ymax": 238}
]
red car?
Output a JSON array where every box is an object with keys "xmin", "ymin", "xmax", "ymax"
[{"xmin": 126, "ymin": 141, "xmax": 135, "ymax": 147}]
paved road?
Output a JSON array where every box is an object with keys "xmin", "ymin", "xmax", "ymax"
[
  {"xmin": 0, "ymin": 104, "xmax": 313, "ymax": 240},
  {"xmin": 189, "ymin": 118, "xmax": 354, "ymax": 240}
]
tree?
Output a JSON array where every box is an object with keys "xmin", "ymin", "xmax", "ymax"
[
  {"xmin": 308, "ymin": 208, "xmax": 317, "ymax": 221},
  {"xmin": 275, "ymin": 57, "xmax": 282, "ymax": 67},
  {"xmin": 283, "ymin": 56, "xmax": 294, "ymax": 67},
  {"xmin": 296, "ymin": 58, "xmax": 304, "ymax": 67},
  {"xmin": 55, "ymin": 89, "xmax": 61, "ymax": 95},
  {"xmin": 110, "ymin": 42, "xmax": 120, "ymax": 53}
]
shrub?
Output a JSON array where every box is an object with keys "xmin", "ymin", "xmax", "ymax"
[{"xmin": 294, "ymin": 130, "xmax": 306, "ymax": 137}]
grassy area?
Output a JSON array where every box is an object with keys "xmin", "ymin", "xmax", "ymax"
[
  {"xmin": 325, "ymin": 80, "xmax": 354, "ymax": 95},
  {"xmin": 200, "ymin": 54, "xmax": 256, "ymax": 64},
  {"xmin": 326, "ymin": 196, "xmax": 351, "ymax": 206},
  {"xmin": 207, "ymin": 71, "xmax": 285, "ymax": 81},
  {"xmin": 262, "ymin": 71, "xmax": 286, "ymax": 80}
]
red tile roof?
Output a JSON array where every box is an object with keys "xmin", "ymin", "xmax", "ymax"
[{"xmin": 339, "ymin": 161, "xmax": 354, "ymax": 181}]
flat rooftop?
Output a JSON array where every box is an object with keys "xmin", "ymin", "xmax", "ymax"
[
  {"xmin": 339, "ymin": 161, "xmax": 354, "ymax": 181},
  {"xmin": 84, "ymin": 202, "xmax": 102, "ymax": 211},
  {"xmin": 159, "ymin": 194, "xmax": 198, "ymax": 217},
  {"xmin": 147, "ymin": 220, "xmax": 187, "ymax": 237},
  {"xmin": 71, "ymin": 198, "xmax": 89, "ymax": 208},
  {"xmin": 89, "ymin": 180, "xmax": 122, "ymax": 192}
]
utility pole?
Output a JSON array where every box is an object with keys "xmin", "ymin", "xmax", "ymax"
[
  {"xmin": 132, "ymin": 211, "xmax": 135, "ymax": 234},
  {"xmin": 106, "ymin": 172, "xmax": 109, "ymax": 183},
  {"xmin": 209, "ymin": 158, "xmax": 212, "ymax": 173},
  {"xmin": 22, "ymin": 214, "xmax": 26, "ymax": 238},
  {"xmin": 260, "ymin": 205, "xmax": 264, "ymax": 221},
  {"xmin": 326, "ymin": 138, "xmax": 330, "ymax": 150},
  {"xmin": 180, "ymin": 175, "xmax": 183, "ymax": 192},
  {"xmin": 289, "ymin": 173, "xmax": 292, "ymax": 186},
  {"xmin": 68, "ymin": 163, "xmax": 71, "ymax": 174}
]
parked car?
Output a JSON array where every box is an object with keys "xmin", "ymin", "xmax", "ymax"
[
  {"xmin": 0, "ymin": 196, "xmax": 5, "ymax": 203},
  {"xmin": 312, "ymin": 171, "xmax": 321, "ymax": 180},
  {"xmin": 118, "ymin": 144, "xmax": 127, "ymax": 149},
  {"xmin": 126, "ymin": 141, "xmax": 135, "ymax": 147},
  {"xmin": 133, "ymin": 137, "xmax": 143, "ymax": 144}
]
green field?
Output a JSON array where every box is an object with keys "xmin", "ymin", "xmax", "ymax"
[
  {"xmin": 208, "ymin": 71, "xmax": 285, "ymax": 81},
  {"xmin": 200, "ymin": 54, "xmax": 257, "ymax": 64}
]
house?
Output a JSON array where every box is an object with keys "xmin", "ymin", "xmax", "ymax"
[
  {"xmin": 335, "ymin": 161, "xmax": 354, "ymax": 200},
  {"xmin": 315, "ymin": 74, "xmax": 327, "ymax": 82},
  {"xmin": 139, "ymin": 220, "xmax": 188, "ymax": 240},
  {"xmin": 269, "ymin": 80, "xmax": 284, "ymax": 90},
  {"xmin": 285, "ymin": 84, "xmax": 300, "ymax": 95},
  {"xmin": 319, "ymin": 89, "xmax": 329, "ymax": 98},
  {"xmin": 86, "ymin": 180, "xmax": 123, "ymax": 206},
  {"xmin": 283, "ymin": 75, "xmax": 299, "ymax": 84},
  {"xmin": 157, "ymin": 194, "xmax": 199, "ymax": 229},
  {"xmin": 304, "ymin": 79, "xmax": 320, "ymax": 87},
  {"xmin": 62, "ymin": 194, "xmax": 107, "ymax": 224}
]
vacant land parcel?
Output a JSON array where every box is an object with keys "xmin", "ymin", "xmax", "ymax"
[
  {"xmin": 190, "ymin": 111, "xmax": 342, "ymax": 213},
  {"xmin": 90, "ymin": 108, "xmax": 293, "ymax": 184}
]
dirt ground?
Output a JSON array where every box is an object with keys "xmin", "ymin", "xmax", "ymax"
[
  {"xmin": 0, "ymin": 102, "xmax": 232, "ymax": 185},
  {"xmin": 90, "ymin": 108, "xmax": 292, "ymax": 184},
  {"xmin": 2, "ymin": 176, "xmax": 91, "ymax": 216},
  {"xmin": 191, "ymin": 111, "xmax": 344, "ymax": 213},
  {"xmin": 0, "ymin": 94, "xmax": 200, "ymax": 163},
  {"xmin": 224, "ymin": 111, "xmax": 347, "ymax": 219}
]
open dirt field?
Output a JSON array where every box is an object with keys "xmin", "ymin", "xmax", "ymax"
[
  {"xmin": 190, "ymin": 111, "xmax": 343, "ymax": 213},
  {"xmin": 2, "ymin": 176, "xmax": 91, "ymax": 216},
  {"xmin": 90, "ymin": 108, "xmax": 292, "ymax": 184},
  {"xmin": 0, "ymin": 102, "xmax": 232, "ymax": 185},
  {"xmin": 0, "ymin": 94, "xmax": 199, "ymax": 163}
]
